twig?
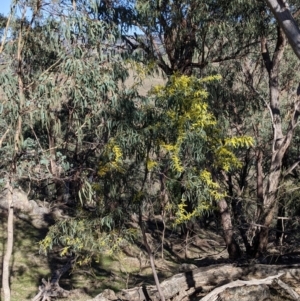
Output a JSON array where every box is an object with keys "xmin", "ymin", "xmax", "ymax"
[
  {"xmin": 139, "ymin": 203, "xmax": 165, "ymax": 301},
  {"xmin": 0, "ymin": 128, "xmax": 10, "ymax": 148},
  {"xmin": 25, "ymin": 58, "xmax": 62, "ymax": 90},
  {"xmin": 0, "ymin": 2, "xmax": 15, "ymax": 54}
]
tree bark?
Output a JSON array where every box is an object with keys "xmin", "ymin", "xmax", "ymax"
[
  {"xmin": 200, "ymin": 273, "xmax": 284, "ymax": 301},
  {"xmin": 265, "ymin": 0, "xmax": 300, "ymax": 59},
  {"xmin": 2, "ymin": 182, "xmax": 14, "ymax": 301},
  {"xmin": 256, "ymin": 148, "xmax": 264, "ymax": 221},
  {"xmin": 255, "ymin": 27, "xmax": 287, "ymax": 256},
  {"xmin": 246, "ymin": 148, "xmax": 265, "ymax": 256},
  {"xmin": 90, "ymin": 263, "xmax": 300, "ymax": 301},
  {"xmin": 226, "ymin": 170, "xmax": 251, "ymax": 255},
  {"xmin": 1, "ymin": 11, "xmax": 26, "ymax": 300},
  {"xmin": 47, "ymin": 121, "xmax": 66, "ymax": 202},
  {"xmin": 218, "ymin": 198, "xmax": 241, "ymax": 259},
  {"xmin": 276, "ymin": 201, "xmax": 285, "ymax": 245}
]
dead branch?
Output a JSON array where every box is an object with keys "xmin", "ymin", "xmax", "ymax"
[
  {"xmin": 273, "ymin": 278, "xmax": 300, "ymax": 300},
  {"xmin": 200, "ymin": 273, "xmax": 284, "ymax": 301},
  {"xmin": 31, "ymin": 258, "xmax": 74, "ymax": 301},
  {"xmin": 89, "ymin": 263, "xmax": 300, "ymax": 301}
]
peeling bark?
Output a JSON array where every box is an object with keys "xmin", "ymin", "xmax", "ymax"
[{"xmin": 255, "ymin": 27, "xmax": 288, "ymax": 256}]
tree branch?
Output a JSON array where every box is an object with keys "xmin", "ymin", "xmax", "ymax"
[{"xmin": 265, "ymin": 0, "xmax": 300, "ymax": 59}]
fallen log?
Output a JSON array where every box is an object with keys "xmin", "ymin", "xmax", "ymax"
[
  {"xmin": 273, "ymin": 278, "xmax": 300, "ymax": 301},
  {"xmin": 118, "ymin": 263, "xmax": 300, "ymax": 301},
  {"xmin": 90, "ymin": 263, "xmax": 300, "ymax": 301},
  {"xmin": 200, "ymin": 273, "xmax": 284, "ymax": 301},
  {"xmin": 216, "ymin": 284, "xmax": 270, "ymax": 301}
]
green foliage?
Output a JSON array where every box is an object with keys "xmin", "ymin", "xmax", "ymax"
[
  {"xmin": 40, "ymin": 216, "xmax": 137, "ymax": 265},
  {"xmin": 147, "ymin": 74, "xmax": 253, "ymax": 224},
  {"xmin": 38, "ymin": 65, "xmax": 253, "ymax": 262},
  {"xmin": 0, "ymin": 0, "xmax": 137, "ymax": 264},
  {"xmin": 117, "ymin": 0, "xmax": 272, "ymax": 76},
  {"xmin": 0, "ymin": 0, "xmax": 124, "ymax": 186},
  {"xmin": 3, "ymin": 0, "xmax": 300, "ymax": 265}
]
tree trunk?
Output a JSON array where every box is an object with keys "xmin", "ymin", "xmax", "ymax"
[
  {"xmin": 246, "ymin": 148, "xmax": 265, "ymax": 256},
  {"xmin": 256, "ymin": 148, "xmax": 264, "ymax": 221},
  {"xmin": 2, "ymin": 19, "xmax": 25, "ymax": 300},
  {"xmin": 265, "ymin": 0, "xmax": 300, "ymax": 59},
  {"xmin": 231, "ymin": 196, "xmax": 251, "ymax": 254},
  {"xmin": 254, "ymin": 27, "xmax": 287, "ymax": 256},
  {"xmin": 48, "ymin": 120, "xmax": 66, "ymax": 202},
  {"xmin": 276, "ymin": 202, "xmax": 285, "ymax": 245},
  {"xmin": 226, "ymin": 168, "xmax": 251, "ymax": 255},
  {"xmin": 218, "ymin": 198, "xmax": 241, "ymax": 259},
  {"xmin": 2, "ymin": 182, "xmax": 14, "ymax": 301}
]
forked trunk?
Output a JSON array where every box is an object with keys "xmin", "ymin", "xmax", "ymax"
[
  {"xmin": 32, "ymin": 258, "xmax": 74, "ymax": 301},
  {"xmin": 265, "ymin": 0, "xmax": 300, "ymax": 59}
]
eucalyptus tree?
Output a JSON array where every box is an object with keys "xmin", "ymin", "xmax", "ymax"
[
  {"xmin": 201, "ymin": 3, "xmax": 300, "ymax": 257},
  {"xmin": 0, "ymin": 0, "xmax": 132, "ymax": 298},
  {"xmin": 126, "ymin": 0, "xmax": 300, "ymax": 259},
  {"xmin": 111, "ymin": 0, "xmax": 268, "ymax": 259},
  {"xmin": 58, "ymin": 0, "xmax": 252, "ymax": 262},
  {"xmin": 47, "ymin": 0, "xmax": 300, "ymax": 263},
  {"xmin": 0, "ymin": 0, "xmax": 131, "ymax": 199},
  {"xmin": 252, "ymin": 20, "xmax": 300, "ymax": 254},
  {"xmin": 223, "ymin": 0, "xmax": 300, "ymax": 256}
]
